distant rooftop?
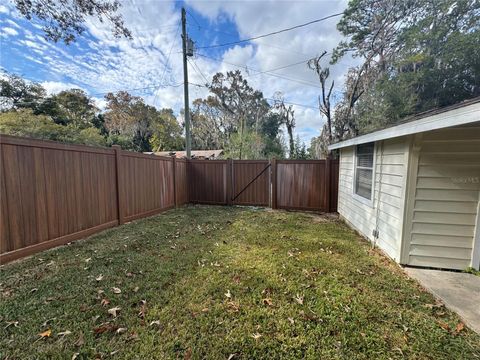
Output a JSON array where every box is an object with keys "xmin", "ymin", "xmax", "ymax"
[{"xmin": 145, "ymin": 150, "xmax": 224, "ymax": 159}]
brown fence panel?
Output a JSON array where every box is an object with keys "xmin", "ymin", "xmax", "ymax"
[
  {"xmin": 120, "ymin": 152, "xmax": 175, "ymax": 222},
  {"xmin": 232, "ymin": 160, "xmax": 270, "ymax": 206},
  {"xmin": 329, "ymin": 160, "xmax": 339, "ymax": 212},
  {"xmin": 275, "ymin": 160, "xmax": 338, "ymax": 212},
  {"xmin": 175, "ymin": 159, "xmax": 188, "ymax": 206},
  {"xmin": 0, "ymin": 135, "xmax": 118, "ymax": 263},
  {"xmin": 188, "ymin": 160, "xmax": 228, "ymax": 205}
]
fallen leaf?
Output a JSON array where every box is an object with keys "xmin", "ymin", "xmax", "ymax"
[
  {"xmin": 227, "ymin": 301, "xmax": 240, "ymax": 312},
  {"xmin": 96, "ymin": 274, "xmax": 104, "ymax": 282},
  {"xmin": 116, "ymin": 327, "xmax": 127, "ymax": 334},
  {"xmin": 263, "ymin": 298, "xmax": 273, "ymax": 307},
  {"xmin": 4, "ymin": 321, "xmax": 19, "ymax": 329},
  {"xmin": 227, "ymin": 354, "xmax": 237, "ymax": 360},
  {"xmin": 454, "ymin": 322, "xmax": 465, "ymax": 335},
  {"xmin": 438, "ymin": 321, "xmax": 450, "ymax": 331},
  {"xmin": 85, "ymin": 258, "xmax": 92, "ymax": 263},
  {"xmin": 94, "ymin": 323, "xmax": 118, "ymax": 335},
  {"xmin": 57, "ymin": 330, "xmax": 72, "ymax": 337},
  {"xmin": 225, "ymin": 290, "xmax": 232, "ymax": 299},
  {"xmin": 133, "ymin": 286, "xmax": 140, "ymax": 293},
  {"xmin": 294, "ymin": 294, "xmax": 304, "ymax": 305},
  {"xmin": 108, "ymin": 306, "xmax": 121, "ymax": 317},
  {"xmin": 100, "ymin": 298, "xmax": 110, "ymax": 307},
  {"xmin": 112, "ymin": 287, "xmax": 122, "ymax": 294},
  {"xmin": 138, "ymin": 300, "xmax": 147, "ymax": 319},
  {"xmin": 201, "ymin": 308, "xmax": 209, "ymax": 313},
  {"xmin": 149, "ymin": 320, "xmax": 161, "ymax": 327},
  {"xmin": 74, "ymin": 333, "xmax": 85, "ymax": 347},
  {"xmin": 184, "ymin": 347, "xmax": 192, "ymax": 360},
  {"xmin": 39, "ymin": 329, "xmax": 52, "ymax": 338},
  {"xmin": 252, "ymin": 332, "xmax": 262, "ymax": 340},
  {"xmin": 72, "ymin": 353, "xmax": 79, "ymax": 360},
  {"xmin": 288, "ymin": 317, "xmax": 295, "ymax": 325}
]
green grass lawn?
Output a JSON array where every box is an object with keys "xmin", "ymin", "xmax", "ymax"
[{"xmin": 1, "ymin": 206, "xmax": 479, "ymax": 359}]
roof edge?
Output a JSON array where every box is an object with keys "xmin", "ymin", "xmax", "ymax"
[{"xmin": 328, "ymin": 98, "xmax": 480, "ymax": 150}]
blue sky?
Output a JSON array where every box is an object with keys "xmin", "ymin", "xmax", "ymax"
[{"xmin": 0, "ymin": 0, "xmax": 352, "ymax": 145}]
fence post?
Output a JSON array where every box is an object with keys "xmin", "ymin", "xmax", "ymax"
[
  {"xmin": 226, "ymin": 159, "xmax": 233, "ymax": 205},
  {"xmin": 113, "ymin": 145, "xmax": 125, "ymax": 225},
  {"xmin": 271, "ymin": 158, "xmax": 277, "ymax": 209},
  {"xmin": 172, "ymin": 156, "xmax": 177, "ymax": 208},
  {"xmin": 325, "ymin": 157, "xmax": 331, "ymax": 212}
]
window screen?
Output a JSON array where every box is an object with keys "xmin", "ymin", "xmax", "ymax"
[{"xmin": 355, "ymin": 143, "xmax": 374, "ymax": 200}]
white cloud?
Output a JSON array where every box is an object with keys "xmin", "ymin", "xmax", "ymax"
[
  {"xmin": 41, "ymin": 81, "xmax": 85, "ymax": 95},
  {"xmin": 8, "ymin": 0, "xmax": 358, "ymax": 144},
  {"xmin": 1, "ymin": 27, "xmax": 18, "ymax": 37}
]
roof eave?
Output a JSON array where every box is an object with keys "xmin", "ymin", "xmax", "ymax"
[{"xmin": 328, "ymin": 100, "xmax": 480, "ymax": 150}]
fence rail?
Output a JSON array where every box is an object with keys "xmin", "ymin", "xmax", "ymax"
[{"xmin": 0, "ymin": 135, "xmax": 338, "ymax": 264}]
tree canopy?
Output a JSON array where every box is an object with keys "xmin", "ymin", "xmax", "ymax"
[
  {"xmin": 309, "ymin": 0, "xmax": 480, "ymax": 158},
  {"xmin": 13, "ymin": 0, "xmax": 131, "ymax": 44},
  {"xmin": 0, "ymin": 73, "xmax": 184, "ymax": 152},
  {"xmin": 190, "ymin": 70, "xmax": 290, "ymax": 160}
]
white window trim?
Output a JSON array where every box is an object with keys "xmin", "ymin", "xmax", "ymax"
[{"xmin": 352, "ymin": 142, "xmax": 376, "ymax": 207}]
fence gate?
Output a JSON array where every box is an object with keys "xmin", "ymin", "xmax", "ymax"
[{"xmin": 230, "ymin": 160, "xmax": 270, "ymax": 206}]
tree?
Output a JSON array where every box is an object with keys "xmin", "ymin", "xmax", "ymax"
[
  {"xmin": 273, "ymin": 92, "xmax": 295, "ymax": 158},
  {"xmin": 223, "ymin": 130, "xmax": 265, "ymax": 160},
  {"xmin": 104, "ymin": 91, "xmax": 152, "ymax": 151},
  {"xmin": 291, "ymin": 135, "xmax": 309, "ymax": 160},
  {"xmin": 331, "ymin": 0, "xmax": 480, "ymax": 136},
  {"xmin": 104, "ymin": 91, "xmax": 185, "ymax": 152},
  {"xmin": 191, "ymin": 70, "xmax": 284, "ymax": 159},
  {"xmin": 0, "ymin": 109, "xmax": 105, "ymax": 146},
  {"xmin": 13, "ymin": 0, "xmax": 131, "ymax": 44},
  {"xmin": 0, "ymin": 73, "xmax": 46, "ymax": 111},
  {"xmin": 308, "ymin": 51, "xmax": 334, "ymax": 143},
  {"xmin": 150, "ymin": 109, "xmax": 184, "ymax": 151},
  {"xmin": 40, "ymin": 89, "xmax": 98, "ymax": 128}
]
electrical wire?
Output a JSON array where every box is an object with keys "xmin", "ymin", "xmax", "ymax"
[
  {"xmin": 188, "ymin": 82, "xmax": 318, "ymax": 110},
  {"xmin": 153, "ymin": 22, "xmax": 182, "ymax": 107},
  {"xmin": 187, "ymin": 58, "xmax": 210, "ymax": 85},
  {"xmin": 196, "ymin": 53, "xmax": 323, "ymax": 89},
  {"xmin": 196, "ymin": 12, "xmax": 343, "ymax": 49}
]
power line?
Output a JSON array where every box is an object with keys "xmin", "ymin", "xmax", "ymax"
[
  {"xmin": 153, "ymin": 22, "xmax": 182, "ymax": 107},
  {"xmin": 196, "ymin": 53, "xmax": 323, "ymax": 89},
  {"xmin": 188, "ymin": 82, "xmax": 318, "ymax": 110},
  {"xmin": 90, "ymin": 82, "xmax": 184, "ymax": 97},
  {"xmin": 186, "ymin": 13, "xmax": 313, "ymax": 57},
  {"xmin": 196, "ymin": 12, "xmax": 343, "ymax": 49},
  {"xmin": 187, "ymin": 58, "xmax": 210, "ymax": 85}
]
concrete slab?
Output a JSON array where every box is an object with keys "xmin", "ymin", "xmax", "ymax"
[{"xmin": 405, "ymin": 267, "xmax": 480, "ymax": 334}]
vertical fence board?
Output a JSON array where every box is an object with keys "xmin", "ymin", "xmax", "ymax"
[{"xmin": 0, "ymin": 145, "xmax": 10, "ymax": 253}]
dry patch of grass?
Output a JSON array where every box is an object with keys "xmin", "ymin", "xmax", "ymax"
[{"xmin": 1, "ymin": 206, "xmax": 479, "ymax": 359}]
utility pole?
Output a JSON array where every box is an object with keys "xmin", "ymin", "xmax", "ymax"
[{"xmin": 181, "ymin": 7, "xmax": 191, "ymax": 158}]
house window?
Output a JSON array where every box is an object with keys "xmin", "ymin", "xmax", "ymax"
[{"xmin": 354, "ymin": 142, "xmax": 375, "ymax": 200}]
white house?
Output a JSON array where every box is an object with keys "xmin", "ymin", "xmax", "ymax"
[{"xmin": 328, "ymin": 98, "xmax": 480, "ymax": 270}]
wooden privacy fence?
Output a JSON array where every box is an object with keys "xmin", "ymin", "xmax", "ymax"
[
  {"xmin": 0, "ymin": 135, "xmax": 338, "ymax": 263},
  {"xmin": 0, "ymin": 135, "xmax": 187, "ymax": 264},
  {"xmin": 187, "ymin": 158, "xmax": 339, "ymax": 212}
]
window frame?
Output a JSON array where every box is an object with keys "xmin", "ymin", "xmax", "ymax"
[{"xmin": 352, "ymin": 142, "xmax": 376, "ymax": 207}]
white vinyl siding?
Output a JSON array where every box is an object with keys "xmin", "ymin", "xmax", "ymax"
[
  {"xmin": 338, "ymin": 137, "xmax": 409, "ymax": 261},
  {"xmin": 404, "ymin": 125, "xmax": 480, "ymax": 270}
]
